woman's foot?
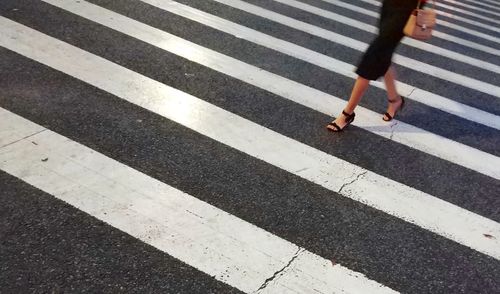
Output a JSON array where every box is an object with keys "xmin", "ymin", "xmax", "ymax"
[
  {"xmin": 327, "ymin": 110, "xmax": 355, "ymax": 132},
  {"xmin": 383, "ymin": 96, "xmax": 405, "ymax": 121}
]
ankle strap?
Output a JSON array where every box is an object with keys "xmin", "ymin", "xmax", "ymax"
[
  {"xmin": 342, "ymin": 110, "xmax": 354, "ymax": 117},
  {"xmin": 388, "ymin": 96, "xmax": 402, "ymax": 103}
]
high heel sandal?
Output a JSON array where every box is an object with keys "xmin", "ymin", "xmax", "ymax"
[
  {"xmin": 327, "ymin": 110, "xmax": 356, "ymax": 132},
  {"xmin": 383, "ymin": 96, "xmax": 405, "ymax": 122}
]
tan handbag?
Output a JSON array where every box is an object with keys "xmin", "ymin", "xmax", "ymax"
[{"xmin": 404, "ymin": 0, "xmax": 436, "ymax": 40}]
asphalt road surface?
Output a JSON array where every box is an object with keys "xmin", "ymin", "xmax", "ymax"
[{"xmin": 1, "ymin": 0, "xmax": 500, "ymax": 293}]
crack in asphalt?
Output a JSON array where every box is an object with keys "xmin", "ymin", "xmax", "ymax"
[
  {"xmin": 407, "ymin": 87, "xmax": 416, "ymax": 97},
  {"xmin": 389, "ymin": 121, "xmax": 398, "ymax": 140},
  {"xmin": 255, "ymin": 247, "xmax": 303, "ymax": 293},
  {"xmin": 338, "ymin": 171, "xmax": 368, "ymax": 194},
  {"xmin": 0, "ymin": 129, "xmax": 47, "ymax": 150}
]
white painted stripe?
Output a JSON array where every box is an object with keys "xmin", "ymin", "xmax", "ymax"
[
  {"xmin": 0, "ymin": 112, "xmax": 45, "ymax": 148},
  {"xmin": 320, "ymin": 0, "xmax": 500, "ymax": 45},
  {"xmin": 367, "ymin": 0, "xmax": 500, "ymax": 26},
  {"xmin": 348, "ymin": 0, "xmax": 500, "ymax": 56},
  {"xmin": 371, "ymin": 0, "xmax": 500, "ymax": 34},
  {"xmin": 320, "ymin": 0, "xmax": 378, "ymax": 17},
  {"xmin": 436, "ymin": 10, "xmax": 500, "ymax": 34},
  {"xmin": 364, "ymin": 0, "xmax": 500, "ymax": 12},
  {"xmin": 2, "ymin": 17, "xmax": 500, "ymax": 261},
  {"xmin": 473, "ymin": 0, "xmax": 500, "ymax": 7},
  {"xmin": 0, "ymin": 108, "xmax": 397, "ymax": 294},
  {"xmin": 7, "ymin": 1, "xmax": 500, "ymax": 176},
  {"xmin": 434, "ymin": 19, "xmax": 500, "ymax": 44},
  {"xmin": 456, "ymin": 0, "xmax": 500, "ymax": 10},
  {"xmin": 441, "ymin": 0, "xmax": 500, "ymax": 17},
  {"xmin": 352, "ymin": 0, "xmax": 500, "ymax": 15},
  {"xmin": 478, "ymin": 0, "xmax": 500, "ymax": 6},
  {"xmin": 462, "ymin": 0, "xmax": 500, "ymax": 9},
  {"xmin": 436, "ymin": 1, "xmax": 500, "ymax": 25}
]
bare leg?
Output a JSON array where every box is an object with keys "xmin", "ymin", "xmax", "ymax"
[
  {"xmin": 383, "ymin": 65, "xmax": 403, "ymax": 120},
  {"xmin": 345, "ymin": 76, "xmax": 370, "ymax": 113},
  {"xmin": 384, "ymin": 66, "xmax": 399, "ymax": 100},
  {"xmin": 327, "ymin": 76, "xmax": 369, "ymax": 130}
]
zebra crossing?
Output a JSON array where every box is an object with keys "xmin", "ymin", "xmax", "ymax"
[{"xmin": 0, "ymin": 0, "xmax": 499, "ymax": 293}]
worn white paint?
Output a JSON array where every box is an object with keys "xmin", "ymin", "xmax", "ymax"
[
  {"xmin": 319, "ymin": 0, "xmax": 500, "ymax": 45},
  {"xmin": 0, "ymin": 109, "xmax": 45, "ymax": 147},
  {"xmin": 0, "ymin": 108, "xmax": 396, "ymax": 294},
  {"xmin": 2, "ymin": 17, "xmax": 500, "ymax": 261}
]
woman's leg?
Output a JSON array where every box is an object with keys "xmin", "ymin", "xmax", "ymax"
[
  {"xmin": 327, "ymin": 76, "xmax": 369, "ymax": 130},
  {"xmin": 383, "ymin": 65, "xmax": 403, "ymax": 120},
  {"xmin": 345, "ymin": 76, "xmax": 370, "ymax": 113},
  {"xmin": 384, "ymin": 65, "xmax": 399, "ymax": 100}
]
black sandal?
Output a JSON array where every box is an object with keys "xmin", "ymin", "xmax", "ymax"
[
  {"xmin": 383, "ymin": 96, "xmax": 405, "ymax": 122},
  {"xmin": 327, "ymin": 110, "xmax": 355, "ymax": 132}
]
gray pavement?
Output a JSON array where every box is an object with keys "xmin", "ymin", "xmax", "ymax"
[{"xmin": 1, "ymin": 0, "xmax": 499, "ymax": 293}]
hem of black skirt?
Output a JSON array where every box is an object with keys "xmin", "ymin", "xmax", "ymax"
[{"xmin": 355, "ymin": 68, "xmax": 381, "ymax": 81}]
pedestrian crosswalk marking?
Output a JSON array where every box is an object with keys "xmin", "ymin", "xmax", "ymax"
[
  {"xmin": 457, "ymin": 0, "xmax": 500, "ymax": 11},
  {"xmin": 438, "ymin": 0, "xmax": 500, "ymax": 18},
  {"xmin": 361, "ymin": 0, "xmax": 500, "ymax": 26},
  {"xmin": 210, "ymin": 0, "xmax": 500, "ymax": 87},
  {"xmin": 4, "ymin": 1, "xmax": 500, "ymax": 173},
  {"xmin": 357, "ymin": 0, "xmax": 500, "ymax": 34},
  {"xmin": 0, "ymin": 111, "xmax": 45, "ymax": 148},
  {"xmin": 436, "ymin": 12, "xmax": 500, "ymax": 35},
  {"xmin": 320, "ymin": 0, "xmax": 500, "ymax": 45},
  {"xmin": 22, "ymin": 0, "xmax": 500, "ymax": 162},
  {"xmin": 135, "ymin": 0, "xmax": 500, "ymax": 123},
  {"xmin": 340, "ymin": 0, "xmax": 500, "ymax": 50},
  {"xmin": 2, "ymin": 17, "xmax": 499, "ymax": 261},
  {"xmin": 147, "ymin": 0, "xmax": 500, "ymax": 93},
  {"xmin": 263, "ymin": 0, "xmax": 500, "ymax": 56},
  {"xmin": 136, "ymin": 0, "xmax": 500, "ymax": 131},
  {"xmin": 436, "ymin": 1, "xmax": 500, "ymax": 24},
  {"xmin": 0, "ymin": 108, "xmax": 397, "ymax": 294},
  {"xmin": 274, "ymin": 0, "xmax": 500, "ymax": 58}
]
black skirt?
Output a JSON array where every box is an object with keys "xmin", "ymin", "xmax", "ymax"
[{"xmin": 355, "ymin": 0, "xmax": 419, "ymax": 80}]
